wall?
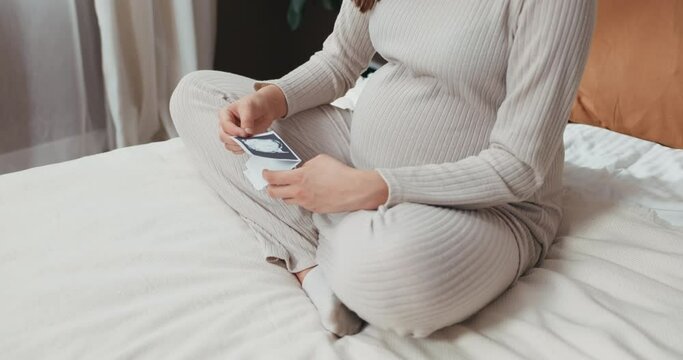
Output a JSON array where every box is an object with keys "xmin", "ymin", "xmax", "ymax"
[{"xmin": 213, "ymin": 0, "xmax": 337, "ymax": 80}]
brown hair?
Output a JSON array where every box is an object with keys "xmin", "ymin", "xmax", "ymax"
[{"xmin": 353, "ymin": 0, "xmax": 379, "ymax": 12}]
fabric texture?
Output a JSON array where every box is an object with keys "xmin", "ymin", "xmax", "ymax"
[
  {"xmin": 256, "ymin": 0, "xmax": 596, "ymax": 274},
  {"xmin": 562, "ymin": 123, "xmax": 683, "ymax": 226},
  {"xmin": 570, "ymin": 0, "xmax": 683, "ymax": 149},
  {"xmin": 300, "ymin": 265, "xmax": 363, "ymax": 336},
  {"xmin": 0, "ymin": 0, "xmax": 107, "ymax": 175},
  {"xmin": 94, "ymin": 0, "xmax": 216, "ymax": 148},
  {"xmin": 1, "ymin": 123, "xmax": 683, "ymax": 359},
  {"xmin": 170, "ymin": 71, "xmax": 521, "ymax": 337},
  {"xmin": 0, "ymin": 0, "xmax": 216, "ymax": 175}
]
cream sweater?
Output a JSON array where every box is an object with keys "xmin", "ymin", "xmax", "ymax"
[{"xmin": 258, "ymin": 0, "xmax": 595, "ymax": 266}]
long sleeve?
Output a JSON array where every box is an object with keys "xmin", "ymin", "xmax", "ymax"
[
  {"xmin": 254, "ymin": 0, "xmax": 376, "ymax": 118},
  {"xmin": 375, "ymin": 1, "xmax": 596, "ymax": 209}
]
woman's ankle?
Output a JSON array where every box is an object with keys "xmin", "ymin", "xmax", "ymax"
[{"xmin": 295, "ymin": 265, "xmax": 317, "ymax": 285}]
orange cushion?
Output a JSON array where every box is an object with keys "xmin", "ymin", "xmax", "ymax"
[{"xmin": 570, "ymin": 0, "xmax": 683, "ymax": 148}]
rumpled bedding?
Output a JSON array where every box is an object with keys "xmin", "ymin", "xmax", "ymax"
[{"xmin": 1, "ymin": 120, "xmax": 682, "ymax": 359}]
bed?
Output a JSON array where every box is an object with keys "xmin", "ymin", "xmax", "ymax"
[{"xmin": 1, "ymin": 81, "xmax": 682, "ymax": 359}]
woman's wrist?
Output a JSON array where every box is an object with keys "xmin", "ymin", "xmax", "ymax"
[
  {"xmin": 256, "ymin": 84, "xmax": 288, "ymax": 120},
  {"xmin": 358, "ymin": 170, "xmax": 389, "ymax": 209}
]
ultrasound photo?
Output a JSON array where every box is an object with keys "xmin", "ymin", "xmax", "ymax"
[{"xmin": 233, "ymin": 131, "xmax": 300, "ymax": 162}]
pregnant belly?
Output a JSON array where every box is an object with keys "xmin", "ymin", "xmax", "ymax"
[{"xmin": 349, "ymin": 68, "xmax": 498, "ymax": 170}]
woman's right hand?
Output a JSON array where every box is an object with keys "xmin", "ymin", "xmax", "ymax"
[{"xmin": 219, "ymin": 84, "xmax": 288, "ymax": 154}]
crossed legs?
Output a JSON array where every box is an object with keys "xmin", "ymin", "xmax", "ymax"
[{"xmin": 170, "ymin": 70, "xmax": 520, "ymax": 338}]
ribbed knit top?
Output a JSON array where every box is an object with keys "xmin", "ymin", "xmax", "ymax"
[{"xmin": 257, "ymin": 0, "xmax": 596, "ymax": 267}]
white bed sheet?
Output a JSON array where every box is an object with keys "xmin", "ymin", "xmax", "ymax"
[
  {"xmin": 1, "ymin": 122, "xmax": 682, "ymax": 359},
  {"xmin": 563, "ymin": 123, "xmax": 683, "ymax": 226}
]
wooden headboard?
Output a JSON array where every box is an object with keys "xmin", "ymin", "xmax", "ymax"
[{"xmin": 570, "ymin": 0, "xmax": 683, "ymax": 149}]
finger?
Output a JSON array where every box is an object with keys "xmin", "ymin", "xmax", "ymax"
[
  {"xmin": 219, "ymin": 129, "xmax": 245, "ymax": 149},
  {"xmin": 266, "ymin": 185, "xmax": 296, "ymax": 199},
  {"xmin": 220, "ymin": 107, "xmax": 247, "ymax": 137},
  {"xmin": 219, "ymin": 106, "xmax": 231, "ymax": 124},
  {"xmin": 226, "ymin": 146, "xmax": 244, "ymax": 154},
  {"xmin": 220, "ymin": 116, "xmax": 247, "ymax": 138},
  {"xmin": 219, "ymin": 131, "xmax": 245, "ymax": 155},
  {"xmin": 219, "ymin": 127, "xmax": 247, "ymax": 152},
  {"xmin": 224, "ymin": 142, "xmax": 244, "ymax": 154},
  {"xmin": 237, "ymin": 102, "xmax": 256, "ymax": 135},
  {"xmin": 262, "ymin": 168, "xmax": 302, "ymax": 186}
]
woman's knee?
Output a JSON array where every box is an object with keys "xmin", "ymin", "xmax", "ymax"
[
  {"xmin": 316, "ymin": 205, "xmax": 520, "ymax": 338},
  {"xmin": 170, "ymin": 71, "xmax": 254, "ymax": 152},
  {"xmin": 171, "ymin": 71, "xmax": 214, "ymax": 132},
  {"xmin": 171, "ymin": 70, "xmax": 217, "ymax": 106},
  {"xmin": 170, "ymin": 70, "xmax": 252, "ymax": 125},
  {"xmin": 316, "ymin": 207, "xmax": 441, "ymax": 333}
]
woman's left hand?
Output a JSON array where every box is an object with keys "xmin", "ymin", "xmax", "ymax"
[{"xmin": 263, "ymin": 154, "xmax": 389, "ymax": 214}]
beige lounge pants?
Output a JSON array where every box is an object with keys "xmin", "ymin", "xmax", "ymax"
[{"xmin": 170, "ymin": 70, "xmax": 520, "ymax": 338}]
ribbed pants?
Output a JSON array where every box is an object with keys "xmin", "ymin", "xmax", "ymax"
[{"xmin": 170, "ymin": 71, "xmax": 521, "ymax": 338}]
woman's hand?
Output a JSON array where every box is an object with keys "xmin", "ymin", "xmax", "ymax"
[
  {"xmin": 219, "ymin": 84, "xmax": 288, "ymax": 154},
  {"xmin": 263, "ymin": 154, "xmax": 389, "ymax": 214}
]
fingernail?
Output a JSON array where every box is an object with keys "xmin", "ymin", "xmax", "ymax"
[{"xmin": 245, "ymin": 128, "xmax": 253, "ymax": 135}]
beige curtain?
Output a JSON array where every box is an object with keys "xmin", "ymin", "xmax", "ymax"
[
  {"xmin": 0, "ymin": 0, "xmax": 107, "ymax": 175},
  {"xmin": 0, "ymin": 0, "xmax": 216, "ymax": 175},
  {"xmin": 95, "ymin": 0, "xmax": 216, "ymax": 148}
]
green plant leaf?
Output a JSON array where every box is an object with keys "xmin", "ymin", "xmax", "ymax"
[
  {"xmin": 321, "ymin": 0, "xmax": 343, "ymax": 11},
  {"xmin": 288, "ymin": 0, "xmax": 341, "ymax": 31},
  {"xmin": 287, "ymin": 0, "xmax": 307, "ymax": 30}
]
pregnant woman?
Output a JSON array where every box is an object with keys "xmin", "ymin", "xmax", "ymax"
[{"xmin": 170, "ymin": 0, "xmax": 595, "ymax": 338}]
